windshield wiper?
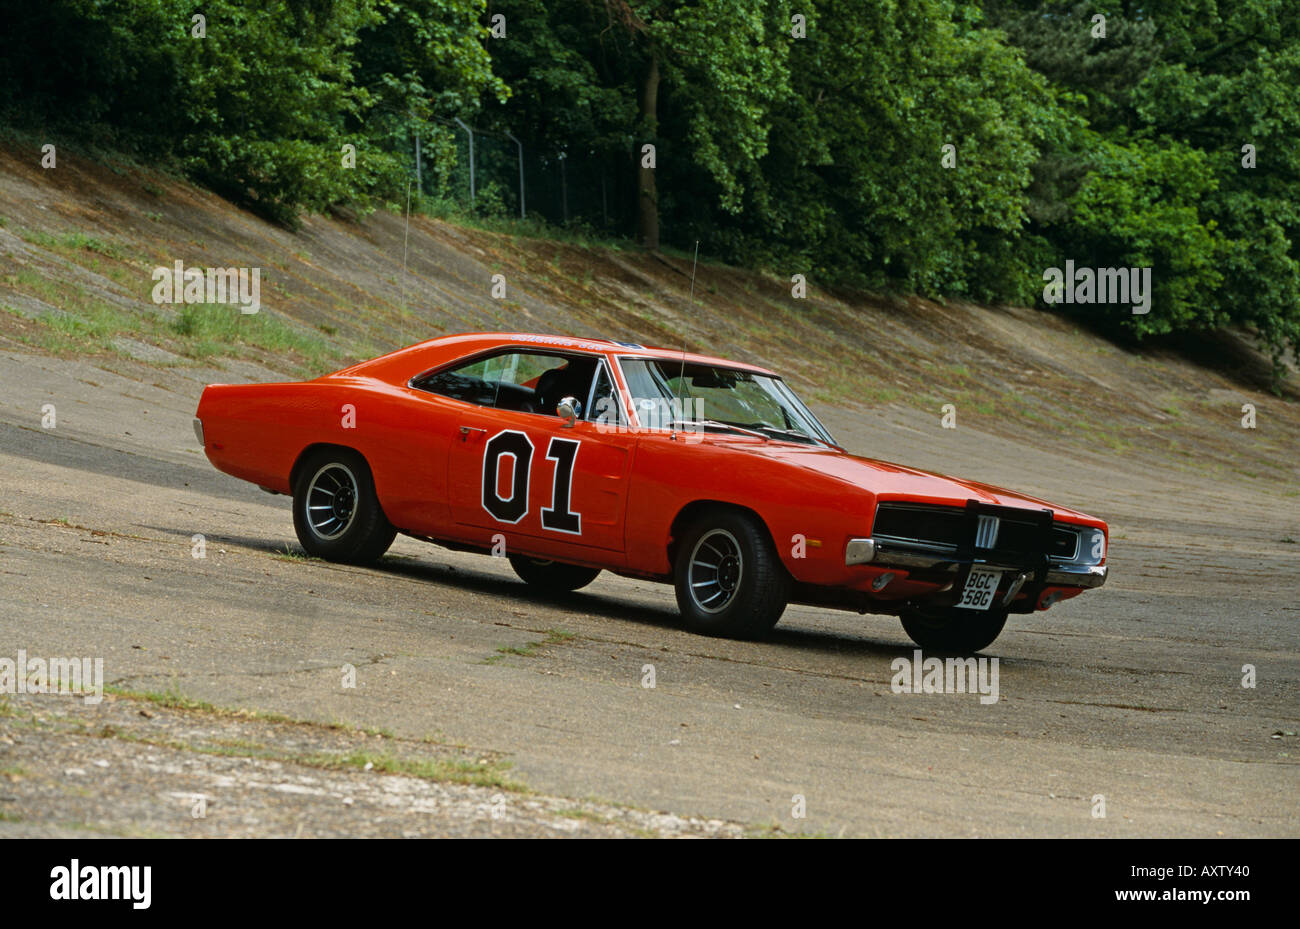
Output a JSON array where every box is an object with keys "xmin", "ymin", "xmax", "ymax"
[
  {"xmin": 669, "ymin": 419, "xmax": 770, "ymax": 440},
  {"xmin": 742, "ymin": 423, "xmax": 827, "ymax": 446}
]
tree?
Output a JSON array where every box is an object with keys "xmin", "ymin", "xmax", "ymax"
[
  {"xmin": 501, "ymin": 0, "xmax": 793, "ymax": 248},
  {"xmin": 723, "ymin": 0, "xmax": 1053, "ymax": 299},
  {"xmin": 984, "ymin": 0, "xmax": 1300, "ymax": 376},
  {"xmin": 353, "ymin": 0, "xmax": 508, "ymax": 197}
]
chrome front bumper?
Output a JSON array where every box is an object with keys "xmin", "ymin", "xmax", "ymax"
[{"xmin": 845, "ymin": 538, "xmax": 1108, "ymax": 589}]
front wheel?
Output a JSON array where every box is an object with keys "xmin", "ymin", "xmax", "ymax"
[
  {"xmin": 508, "ymin": 555, "xmax": 600, "ymax": 592},
  {"xmin": 292, "ymin": 448, "xmax": 395, "ymax": 564},
  {"xmin": 673, "ymin": 509, "xmax": 790, "ymax": 639},
  {"xmin": 899, "ymin": 606, "xmax": 1008, "ymax": 653}
]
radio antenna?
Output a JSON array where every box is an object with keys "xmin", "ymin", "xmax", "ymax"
[
  {"xmin": 400, "ymin": 178, "xmax": 412, "ymax": 322},
  {"xmin": 671, "ymin": 241, "xmax": 699, "ymax": 441}
]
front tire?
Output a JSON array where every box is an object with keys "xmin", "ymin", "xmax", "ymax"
[
  {"xmin": 292, "ymin": 448, "xmax": 395, "ymax": 564},
  {"xmin": 899, "ymin": 606, "xmax": 1008, "ymax": 653},
  {"xmin": 508, "ymin": 555, "xmax": 600, "ymax": 592},
  {"xmin": 673, "ymin": 509, "xmax": 790, "ymax": 639}
]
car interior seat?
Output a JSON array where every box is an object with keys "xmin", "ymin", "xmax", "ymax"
[{"xmin": 532, "ymin": 361, "xmax": 595, "ymax": 415}]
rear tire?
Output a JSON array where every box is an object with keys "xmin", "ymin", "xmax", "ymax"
[
  {"xmin": 508, "ymin": 555, "xmax": 600, "ymax": 592},
  {"xmin": 292, "ymin": 448, "xmax": 395, "ymax": 564},
  {"xmin": 673, "ymin": 508, "xmax": 789, "ymax": 639},
  {"xmin": 899, "ymin": 606, "xmax": 1008, "ymax": 653}
]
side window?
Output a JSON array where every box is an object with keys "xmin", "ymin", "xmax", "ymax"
[
  {"xmin": 411, "ymin": 356, "xmax": 497, "ymax": 406},
  {"xmin": 413, "ymin": 351, "xmax": 598, "ymax": 416},
  {"xmin": 588, "ymin": 364, "xmax": 623, "ymax": 425}
]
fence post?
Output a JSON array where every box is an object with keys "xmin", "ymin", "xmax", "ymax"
[
  {"xmin": 505, "ymin": 130, "xmax": 526, "ymax": 219},
  {"xmin": 453, "ymin": 117, "xmax": 475, "ymax": 203},
  {"xmin": 413, "ymin": 120, "xmax": 422, "ymax": 196},
  {"xmin": 559, "ymin": 150, "xmax": 568, "ymax": 224}
]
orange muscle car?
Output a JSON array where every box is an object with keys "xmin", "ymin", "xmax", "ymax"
[{"xmin": 195, "ymin": 333, "xmax": 1108, "ymax": 652}]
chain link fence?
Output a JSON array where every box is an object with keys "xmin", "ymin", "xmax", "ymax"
[{"xmin": 413, "ymin": 120, "xmax": 636, "ymax": 235}]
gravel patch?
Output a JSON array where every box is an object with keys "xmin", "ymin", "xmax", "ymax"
[{"xmin": 0, "ymin": 693, "xmax": 746, "ymax": 838}]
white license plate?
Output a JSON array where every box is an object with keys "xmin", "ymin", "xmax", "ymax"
[{"xmin": 956, "ymin": 567, "xmax": 1002, "ymax": 611}]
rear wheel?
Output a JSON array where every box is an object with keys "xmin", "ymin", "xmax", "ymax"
[
  {"xmin": 292, "ymin": 448, "xmax": 395, "ymax": 564},
  {"xmin": 508, "ymin": 555, "xmax": 600, "ymax": 592},
  {"xmin": 673, "ymin": 509, "xmax": 789, "ymax": 639},
  {"xmin": 899, "ymin": 606, "xmax": 1008, "ymax": 653}
]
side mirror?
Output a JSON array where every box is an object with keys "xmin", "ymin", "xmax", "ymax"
[{"xmin": 556, "ymin": 396, "xmax": 582, "ymax": 427}]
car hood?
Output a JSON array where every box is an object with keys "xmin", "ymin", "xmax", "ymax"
[{"xmin": 728, "ymin": 441, "xmax": 1103, "ymax": 525}]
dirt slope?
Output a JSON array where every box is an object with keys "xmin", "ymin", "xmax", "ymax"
[{"xmin": 0, "ymin": 140, "xmax": 1295, "ymax": 490}]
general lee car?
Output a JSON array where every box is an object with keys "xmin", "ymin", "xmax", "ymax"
[{"xmin": 195, "ymin": 333, "xmax": 1109, "ymax": 652}]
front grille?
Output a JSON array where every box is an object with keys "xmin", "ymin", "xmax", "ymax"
[
  {"xmin": 873, "ymin": 503, "xmax": 1080, "ymax": 563},
  {"xmin": 871, "ymin": 505, "xmax": 965, "ymax": 552},
  {"xmin": 997, "ymin": 518, "xmax": 1078, "ymax": 560}
]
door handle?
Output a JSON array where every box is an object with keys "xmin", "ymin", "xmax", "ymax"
[{"xmin": 459, "ymin": 425, "xmax": 487, "ymax": 442}]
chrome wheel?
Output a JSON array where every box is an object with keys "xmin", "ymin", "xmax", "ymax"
[
  {"xmin": 687, "ymin": 528, "xmax": 744, "ymax": 614},
  {"xmin": 673, "ymin": 509, "xmax": 790, "ymax": 638},
  {"xmin": 305, "ymin": 463, "xmax": 358, "ymax": 540}
]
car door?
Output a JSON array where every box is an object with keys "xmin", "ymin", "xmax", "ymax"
[{"xmin": 446, "ymin": 352, "xmax": 634, "ymax": 554}]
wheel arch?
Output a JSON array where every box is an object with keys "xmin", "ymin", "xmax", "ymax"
[
  {"xmin": 666, "ymin": 499, "xmax": 780, "ymax": 568},
  {"xmin": 289, "ymin": 442, "xmax": 370, "ymax": 492}
]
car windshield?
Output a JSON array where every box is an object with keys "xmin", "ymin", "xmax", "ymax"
[{"xmin": 618, "ymin": 357, "xmax": 836, "ymax": 446}]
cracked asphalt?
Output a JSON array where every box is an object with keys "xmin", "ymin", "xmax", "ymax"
[{"xmin": 1, "ymin": 349, "xmax": 1297, "ymax": 837}]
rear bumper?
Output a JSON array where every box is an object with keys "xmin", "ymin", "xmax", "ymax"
[{"xmin": 845, "ymin": 537, "xmax": 1108, "ymax": 589}]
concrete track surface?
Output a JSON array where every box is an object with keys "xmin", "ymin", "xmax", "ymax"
[{"xmin": 0, "ymin": 349, "xmax": 1296, "ymax": 837}]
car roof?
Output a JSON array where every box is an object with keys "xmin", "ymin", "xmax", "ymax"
[{"xmin": 337, "ymin": 332, "xmax": 779, "ymax": 380}]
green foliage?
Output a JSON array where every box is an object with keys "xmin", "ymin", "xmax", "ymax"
[
  {"xmin": 479, "ymin": 0, "xmax": 794, "ymax": 232},
  {"xmin": 356, "ymin": 0, "xmax": 506, "ymax": 118},
  {"xmin": 0, "ymin": 0, "xmax": 499, "ymax": 223},
  {"xmin": 479, "ymin": 0, "xmax": 634, "ymax": 153},
  {"xmin": 1063, "ymin": 133, "xmax": 1227, "ymax": 333},
  {"xmin": 171, "ymin": 0, "xmax": 387, "ymax": 224},
  {"xmin": 987, "ymin": 0, "xmax": 1300, "ymax": 376},
  {"xmin": 716, "ymin": 0, "xmax": 1052, "ymax": 302},
  {"xmin": 1, "ymin": 0, "xmax": 1297, "ymax": 376},
  {"xmin": 471, "ymin": 180, "xmax": 511, "ymax": 218},
  {"xmin": 353, "ymin": 0, "xmax": 508, "ymax": 199},
  {"xmin": 647, "ymin": 0, "xmax": 794, "ymax": 214}
]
